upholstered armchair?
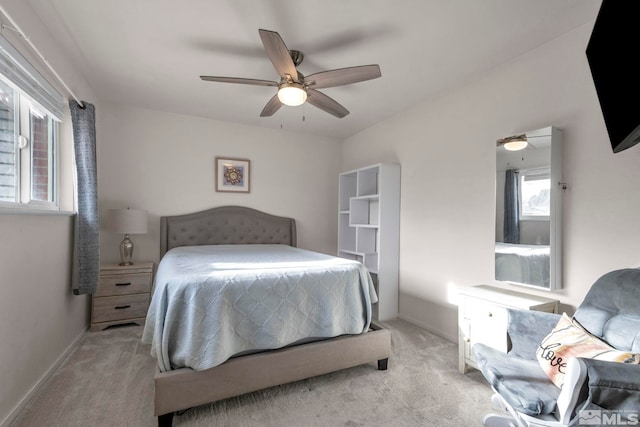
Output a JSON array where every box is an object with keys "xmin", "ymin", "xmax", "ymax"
[{"xmin": 473, "ymin": 268, "xmax": 640, "ymax": 426}]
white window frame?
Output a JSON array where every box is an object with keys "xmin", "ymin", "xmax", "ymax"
[
  {"xmin": 0, "ymin": 73, "xmax": 59, "ymax": 212},
  {"xmin": 518, "ymin": 167, "xmax": 551, "ymax": 221}
]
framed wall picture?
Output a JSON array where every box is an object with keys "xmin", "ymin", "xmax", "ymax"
[{"xmin": 215, "ymin": 157, "xmax": 250, "ymax": 193}]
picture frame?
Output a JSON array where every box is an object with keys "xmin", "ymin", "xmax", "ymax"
[{"xmin": 215, "ymin": 157, "xmax": 250, "ymax": 193}]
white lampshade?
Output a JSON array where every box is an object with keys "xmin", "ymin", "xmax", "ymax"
[
  {"xmin": 277, "ymin": 83, "xmax": 307, "ymax": 106},
  {"xmin": 107, "ymin": 208, "xmax": 148, "ymax": 234}
]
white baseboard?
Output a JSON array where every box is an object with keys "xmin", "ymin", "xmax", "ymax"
[
  {"xmin": 398, "ymin": 313, "xmax": 458, "ymax": 343},
  {"xmin": 1, "ymin": 327, "xmax": 88, "ymax": 427}
]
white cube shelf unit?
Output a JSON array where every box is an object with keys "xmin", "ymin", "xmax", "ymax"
[{"xmin": 338, "ymin": 163, "xmax": 400, "ymax": 321}]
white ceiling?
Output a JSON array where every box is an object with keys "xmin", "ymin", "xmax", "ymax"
[{"xmin": 32, "ymin": 0, "xmax": 601, "ymax": 139}]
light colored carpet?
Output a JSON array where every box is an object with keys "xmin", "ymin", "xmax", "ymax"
[{"xmin": 11, "ymin": 319, "xmax": 494, "ymax": 427}]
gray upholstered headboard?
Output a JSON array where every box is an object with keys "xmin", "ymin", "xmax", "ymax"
[{"xmin": 159, "ymin": 205, "xmax": 297, "ymax": 258}]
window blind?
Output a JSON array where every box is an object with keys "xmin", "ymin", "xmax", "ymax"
[
  {"xmin": 521, "ymin": 168, "xmax": 550, "ymax": 182},
  {"xmin": 0, "ymin": 34, "xmax": 64, "ymax": 120}
]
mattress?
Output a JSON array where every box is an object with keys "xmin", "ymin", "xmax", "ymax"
[{"xmin": 142, "ymin": 244, "xmax": 377, "ymax": 372}]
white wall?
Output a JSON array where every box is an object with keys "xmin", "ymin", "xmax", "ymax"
[
  {"xmin": 97, "ymin": 103, "xmax": 342, "ymax": 265},
  {"xmin": 342, "ymin": 23, "xmax": 640, "ymax": 341},
  {"xmin": 0, "ymin": 1, "xmax": 96, "ymax": 425},
  {"xmin": 0, "ymin": 215, "xmax": 88, "ymax": 424}
]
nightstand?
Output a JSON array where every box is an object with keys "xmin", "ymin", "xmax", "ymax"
[
  {"xmin": 91, "ymin": 261, "xmax": 154, "ymax": 332},
  {"xmin": 457, "ymin": 285, "xmax": 559, "ymax": 374}
]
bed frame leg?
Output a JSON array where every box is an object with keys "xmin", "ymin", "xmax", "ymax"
[
  {"xmin": 158, "ymin": 412, "xmax": 174, "ymax": 427},
  {"xmin": 378, "ymin": 358, "xmax": 388, "ymax": 370}
]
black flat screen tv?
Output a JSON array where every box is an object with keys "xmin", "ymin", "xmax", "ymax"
[{"xmin": 586, "ymin": 0, "xmax": 640, "ymax": 153}]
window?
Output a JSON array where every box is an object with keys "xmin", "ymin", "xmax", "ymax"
[
  {"xmin": 0, "ymin": 74, "xmax": 58, "ymax": 209},
  {"xmin": 29, "ymin": 103, "xmax": 56, "ymax": 203},
  {"xmin": 0, "ymin": 31, "xmax": 62, "ymax": 211},
  {"xmin": 0, "ymin": 78, "xmax": 17, "ymax": 203},
  {"xmin": 519, "ymin": 168, "xmax": 550, "ymax": 220}
]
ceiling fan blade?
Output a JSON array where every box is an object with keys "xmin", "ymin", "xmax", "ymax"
[
  {"xmin": 306, "ymin": 65, "xmax": 381, "ymax": 89},
  {"xmin": 306, "ymin": 89, "xmax": 349, "ymax": 118},
  {"xmin": 200, "ymin": 76, "xmax": 278, "ymax": 87},
  {"xmin": 260, "ymin": 94, "xmax": 282, "ymax": 117},
  {"xmin": 258, "ymin": 29, "xmax": 298, "ymax": 80}
]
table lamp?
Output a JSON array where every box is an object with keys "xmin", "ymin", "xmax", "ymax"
[{"xmin": 107, "ymin": 208, "xmax": 148, "ymax": 266}]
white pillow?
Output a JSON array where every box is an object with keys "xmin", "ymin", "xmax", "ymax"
[{"xmin": 536, "ymin": 313, "xmax": 640, "ymax": 387}]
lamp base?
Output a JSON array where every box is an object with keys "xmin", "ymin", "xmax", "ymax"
[{"xmin": 119, "ymin": 234, "xmax": 135, "ymax": 266}]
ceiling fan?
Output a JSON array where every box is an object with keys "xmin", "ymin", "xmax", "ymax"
[{"xmin": 200, "ymin": 29, "xmax": 381, "ymax": 119}]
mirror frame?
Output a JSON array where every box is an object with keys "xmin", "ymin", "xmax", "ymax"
[{"xmin": 495, "ymin": 126, "xmax": 563, "ymax": 290}]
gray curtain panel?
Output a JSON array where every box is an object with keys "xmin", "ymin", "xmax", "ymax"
[
  {"xmin": 69, "ymin": 100, "xmax": 99, "ymax": 295},
  {"xmin": 503, "ymin": 169, "xmax": 520, "ymax": 244}
]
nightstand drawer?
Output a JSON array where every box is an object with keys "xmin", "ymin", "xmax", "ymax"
[
  {"xmin": 96, "ymin": 272, "xmax": 152, "ymax": 297},
  {"xmin": 92, "ymin": 294, "xmax": 150, "ymax": 323}
]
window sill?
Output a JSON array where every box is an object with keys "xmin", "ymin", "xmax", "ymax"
[
  {"xmin": 0, "ymin": 207, "xmax": 75, "ymax": 216},
  {"xmin": 520, "ymin": 216, "xmax": 551, "ymax": 222}
]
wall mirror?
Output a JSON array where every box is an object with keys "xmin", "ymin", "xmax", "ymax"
[{"xmin": 495, "ymin": 126, "xmax": 562, "ymax": 290}]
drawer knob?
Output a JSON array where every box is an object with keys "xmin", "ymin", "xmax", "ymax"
[
  {"xmin": 114, "ymin": 305, "xmax": 131, "ymax": 310},
  {"xmin": 115, "ymin": 282, "xmax": 132, "ymax": 287},
  {"xmin": 488, "ymin": 312, "xmax": 493, "ymax": 317}
]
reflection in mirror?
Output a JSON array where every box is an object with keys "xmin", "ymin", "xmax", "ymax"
[{"xmin": 495, "ymin": 126, "xmax": 562, "ymax": 290}]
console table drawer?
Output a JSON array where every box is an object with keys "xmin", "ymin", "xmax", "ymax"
[
  {"xmin": 92, "ymin": 294, "xmax": 150, "ymax": 323},
  {"xmin": 457, "ymin": 284, "xmax": 558, "ymax": 374}
]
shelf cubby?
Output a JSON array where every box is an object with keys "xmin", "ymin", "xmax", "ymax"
[
  {"xmin": 338, "ymin": 213, "xmax": 356, "ymax": 252},
  {"xmin": 339, "ymin": 172, "xmax": 357, "ymax": 211},
  {"xmin": 349, "ymin": 196, "xmax": 380, "ymax": 226},
  {"xmin": 357, "ymin": 166, "xmax": 379, "ymax": 197},
  {"xmin": 356, "ymin": 227, "xmax": 377, "ymax": 253}
]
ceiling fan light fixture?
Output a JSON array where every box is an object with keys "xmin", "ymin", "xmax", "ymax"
[
  {"xmin": 499, "ymin": 134, "xmax": 529, "ymax": 151},
  {"xmin": 200, "ymin": 29, "xmax": 381, "ymax": 118},
  {"xmin": 278, "ymin": 83, "xmax": 307, "ymax": 106},
  {"xmin": 504, "ymin": 139, "xmax": 528, "ymax": 151}
]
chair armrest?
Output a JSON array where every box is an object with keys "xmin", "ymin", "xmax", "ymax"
[
  {"xmin": 581, "ymin": 358, "xmax": 640, "ymax": 409},
  {"xmin": 557, "ymin": 358, "xmax": 640, "ymax": 425},
  {"xmin": 506, "ymin": 309, "xmax": 560, "ymax": 359}
]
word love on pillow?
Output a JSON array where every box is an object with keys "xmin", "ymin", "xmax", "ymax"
[{"xmin": 536, "ymin": 313, "xmax": 640, "ymax": 387}]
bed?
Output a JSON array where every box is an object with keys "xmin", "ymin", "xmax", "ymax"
[
  {"xmin": 142, "ymin": 206, "xmax": 391, "ymax": 426},
  {"xmin": 494, "ymin": 242, "xmax": 550, "ymax": 288}
]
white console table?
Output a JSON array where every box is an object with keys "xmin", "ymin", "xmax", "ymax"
[{"xmin": 458, "ymin": 285, "xmax": 559, "ymax": 374}]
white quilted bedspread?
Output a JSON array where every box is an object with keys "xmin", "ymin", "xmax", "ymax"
[{"xmin": 141, "ymin": 244, "xmax": 377, "ymax": 372}]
